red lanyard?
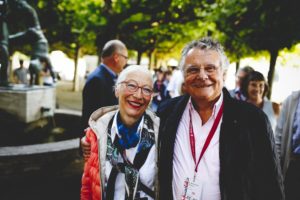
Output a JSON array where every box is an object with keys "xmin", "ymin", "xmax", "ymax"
[{"xmin": 189, "ymin": 101, "xmax": 224, "ymax": 173}]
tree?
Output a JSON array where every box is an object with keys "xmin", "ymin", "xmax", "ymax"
[
  {"xmin": 9, "ymin": 0, "xmax": 220, "ymax": 68},
  {"xmin": 118, "ymin": 0, "xmax": 220, "ymax": 65},
  {"xmin": 213, "ymin": 0, "xmax": 300, "ymax": 97}
]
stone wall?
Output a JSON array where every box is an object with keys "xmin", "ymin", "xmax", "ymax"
[{"xmin": 0, "ymin": 85, "xmax": 56, "ymax": 123}]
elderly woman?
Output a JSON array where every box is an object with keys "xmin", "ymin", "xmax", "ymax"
[
  {"xmin": 81, "ymin": 65, "xmax": 159, "ymax": 200},
  {"xmin": 240, "ymin": 70, "xmax": 280, "ymax": 132}
]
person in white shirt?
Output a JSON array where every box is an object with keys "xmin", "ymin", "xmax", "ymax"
[
  {"xmin": 166, "ymin": 66, "xmax": 184, "ymax": 98},
  {"xmin": 157, "ymin": 37, "xmax": 284, "ymax": 200},
  {"xmin": 13, "ymin": 59, "xmax": 28, "ymax": 84},
  {"xmin": 240, "ymin": 70, "xmax": 280, "ymax": 132}
]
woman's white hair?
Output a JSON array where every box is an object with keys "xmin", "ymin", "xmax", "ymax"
[{"xmin": 115, "ymin": 65, "xmax": 153, "ymax": 90}]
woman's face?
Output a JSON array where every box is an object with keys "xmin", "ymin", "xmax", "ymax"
[
  {"xmin": 247, "ymin": 80, "xmax": 265, "ymax": 101},
  {"xmin": 116, "ymin": 71, "xmax": 153, "ymax": 126}
]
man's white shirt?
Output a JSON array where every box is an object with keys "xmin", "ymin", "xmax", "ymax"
[
  {"xmin": 172, "ymin": 93, "xmax": 223, "ymax": 200},
  {"xmin": 167, "ymin": 69, "xmax": 183, "ymax": 98}
]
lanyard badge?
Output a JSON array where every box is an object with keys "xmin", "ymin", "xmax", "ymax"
[{"xmin": 182, "ymin": 101, "xmax": 224, "ymax": 199}]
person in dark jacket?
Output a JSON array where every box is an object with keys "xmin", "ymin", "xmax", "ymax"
[
  {"xmin": 151, "ymin": 69, "xmax": 167, "ymax": 112},
  {"xmin": 275, "ymin": 90, "xmax": 300, "ymax": 200},
  {"xmin": 82, "ymin": 39, "xmax": 128, "ymax": 136},
  {"xmin": 228, "ymin": 65, "xmax": 254, "ymax": 100},
  {"xmin": 157, "ymin": 37, "xmax": 284, "ymax": 200}
]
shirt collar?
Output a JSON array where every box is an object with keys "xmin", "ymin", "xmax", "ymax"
[
  {"xmin": 110, "ymin": 110, "xmax": 144, "ymax": 142},
  {"xmin": 102, "ymin": 63, "xmax": 117, "ymax": 79},
  {"xmin": 189, "ymin": 91, "xmax": 224, "ymax": 120},
  {"xmin": 234, "ymin": 87, "xmax": 240, "ymax": 92}
]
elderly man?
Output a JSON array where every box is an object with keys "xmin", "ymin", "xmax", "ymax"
[
  {"xmin": 275, "ymin": 90, "xmax": 300, "ymax": 200},
  {"xmin": 229, "ymin": 65, "xmax": 254, "ymax": 100},
  {"xmin": 157, "ymin": 37, "xmax": 284, "ymax": 200},
  {"xmin": 82, "ymin": 39, "xmax": 128, "ymax": 134}
]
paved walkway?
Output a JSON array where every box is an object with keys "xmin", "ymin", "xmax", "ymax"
[{"xmin": 56, "ymin": 80, "xmax": 83, "ymax": 112}]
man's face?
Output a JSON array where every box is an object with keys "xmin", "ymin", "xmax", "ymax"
[
  {"xmin": 183, "ymin": 48, "xmax": 224, "ymax": 103},
  {"xmin": 235, "ymin": 70, "xmax": 246, "ymax": 88},
  {"xmin": 115, "ymin": 48, "xmax": 128, "ymax": 73}
]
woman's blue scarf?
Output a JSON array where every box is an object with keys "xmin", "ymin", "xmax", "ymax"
[
  {"xmin": 116, "ymin": 113, "xmax": 142, "ymax": 149},
  {"xmin": 106, "ymin": 112, "xmax": 155, "ymax": 199}
]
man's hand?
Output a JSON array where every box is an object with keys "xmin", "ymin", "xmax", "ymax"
[{"xmin": 81, "ymin": 136, "xmax": 91, "ymax": 161}]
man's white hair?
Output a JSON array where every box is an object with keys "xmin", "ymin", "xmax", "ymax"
[
  {"xmin": 179, "ymin": 37, "xmax": 230, "ymax": 75},
  {"xmin": 101, "ymin": 39, "xmax": 127, "ymax": 58}
]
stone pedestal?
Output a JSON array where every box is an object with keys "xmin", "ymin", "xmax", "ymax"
[{"xmin": 0, "ymin": 84, "xmax": 56, "ymax": 123}]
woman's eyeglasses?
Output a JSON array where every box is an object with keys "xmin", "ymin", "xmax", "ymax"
[{"xmin": 120, "ymin": 80, "xmax": 153, "ymax": 96}]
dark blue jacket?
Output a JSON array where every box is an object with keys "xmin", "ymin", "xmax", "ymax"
[
  {"xmin": 82, "ymin": 64, "xmax": 118, "ymax": 134},
  {"xmin": 157, "ymin": 88, "xmax": 284, "ymax": 200}
]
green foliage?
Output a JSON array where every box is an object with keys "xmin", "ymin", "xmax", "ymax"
[
  {"xmin": 9, "ymin": 0, "xmax": 219, "ymax": 60},
  {"xmin": 214, "ymin": 0, "xmax": 300, "ymax": 54},
  {"xmin": 113, "ymin": 0, "xmax": 216, "ymax": 61},
  {"xmin": 212, "ymin": 0, "xmax": 300, "ymax": 96},
  {"xmin": 53, "ymin": 0, "xmax": 104, "ymax": 56},
  {"xmin": 8, "ymin": 0, "xmax": 300, "ymax": 67},
  {"xmin": 17, "ymin": 0, "xmax": 105, "ymax": 57}
]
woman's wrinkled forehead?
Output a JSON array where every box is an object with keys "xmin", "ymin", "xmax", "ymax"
[
  {"xmin": 125, "ymin": 71, "xmax": 153, "ymax": 87},
  {"xmin": 116, "ymin": 65, "xmax": 153, "ymax": 86}
]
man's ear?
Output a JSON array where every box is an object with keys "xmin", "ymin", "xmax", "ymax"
[{"xmin": 113, "ymin": 53, "xmax": 119, "ymax": 62}]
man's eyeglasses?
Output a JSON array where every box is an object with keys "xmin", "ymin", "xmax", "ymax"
[
  {"xmin": 185, "ymin": 65, "xmax": 219, "ymax": 76},
  {"xmin": 118, "ymin": 53, "xmax": 128, "ymax": 60},
  {"xmin": 120, "ymin": 80, "xmax": 153, "ymax": 96}
]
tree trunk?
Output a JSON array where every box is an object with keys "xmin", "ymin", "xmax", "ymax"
[
  {"xmin": 235, "ymin": 60, "xmax": 240, "ymax": 74},
  {"xmin": 267, "ymin": 49, "xmax": 279, "ymax": 99},
  {"xmin": 72, "ymin": 43, "xmax": 80, "ymax": 92},
  {"xmin": 137, "ymin": 50, "xmax": 143, "ymax": 65},
  {"xmin": 153, "ymin": 51, "xmax": 157, "ymax": 69},
  {"xmin": 148, "ymin": 52, "xmax": 151, "ymax": 69},
  {"xmin": 148, "ymin": 50, "xmax": 154, "ymax": 69}
]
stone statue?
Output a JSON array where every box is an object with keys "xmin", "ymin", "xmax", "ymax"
[
  {"xmin": 0, "ymin": 0, "xmax": 9, "ymax": 86},
  {"xmin": 8, "ymin": 0, "xmax": 55, "ymax": 85}
]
